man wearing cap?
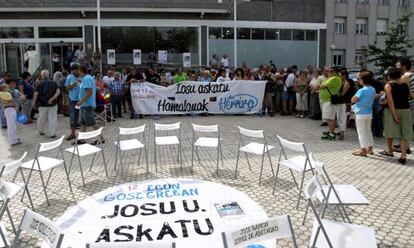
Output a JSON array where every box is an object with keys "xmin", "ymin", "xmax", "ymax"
[
  {"xmin": 65, "ymin": 63, "xmax": 81, "ymax": 140},
  {"xmin": 320, "ymin": 66, "xmax": 342, "ymax": 140}
]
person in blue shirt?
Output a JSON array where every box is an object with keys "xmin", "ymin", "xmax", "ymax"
[
  {"xmin": 76, "ymin": 66, "xmax": 104, "ymax": 144},
  {"xmin": 64, "ymin": 63, "xmax": 81, "ymax": 140},
  {"xmin": 351, "ymin": 71, "xmax": 376, "ymax": 157}
]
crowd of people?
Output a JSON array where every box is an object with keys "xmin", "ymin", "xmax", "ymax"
[{"xmin": 0, "ymin": 57, "xmax": 413, "ymax": 164}]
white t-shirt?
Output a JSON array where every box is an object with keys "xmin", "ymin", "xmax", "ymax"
[
  {"xmin": 221, "ymin": 58, "xmax": 229, "ymax": 67},
  {"xmin": 217, "ymin": 76, "xmax": 230, "ymax": 83},
  {"xmin": 102, "ymin": 76, "xmax": 113, "ymax": 86},
  {"xmin": 284, "ymin": 73, "xmax": 295, "ymax": 91},
  {"xmin": 74, "ymin": 49, "xmax": 87, "ymax": 60}
]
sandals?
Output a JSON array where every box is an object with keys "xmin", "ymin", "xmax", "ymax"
[
  {"xmin": 352, "ymin": 151, "xmax": 367, "ymax": 157},
  {"xmin": 379, "ymin": 151, "xmax": 394, "ymax": 157}
]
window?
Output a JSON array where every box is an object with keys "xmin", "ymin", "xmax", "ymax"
[
  {"xmin": 305, "ymin": 30, "xmax": 317, "ymax": 41},
  {"xmin": 0, "ymin": 27, "xmax": 34, "ymax": 38},
  {"xmin": 398, "ymin": 23, "xmax": 408, "ymax": 36},
  {"xmin": 209, "ymin": 27, "xmax": 222, "ymax": 39},
  {"xmin": 356, "ymin": 19, "xmax": 368, "ymax": 35},
  {"xmin": 264, "ymin": 29, "xmax": 278, "ymax": 40},
  {"xmin": 292, "ymin": 30, "xmax": 305, "ymax": 40},
  {"xmin": 398, "ymin": 0, "xmax": 409, "ymax": 6},
  {"xmin": 354, "ymin": 51, "xmax": 366, "ymax": 67},
  {"xmin": 39, "ymin": 27, "xmax": 82, "ymax": 38},
  {"xmin": 356, "ymin": 0, "xmax": 369, "ymax": 4},
  {"xmin": 334, "ymin": 17, "xmax": 346, "ymax": 34},
  {"xmin": 335, "ymin": 0, "xmax": 347, "ymax": 3},
  {"xmin": 222, "ymin": 28, "xmax": 234, "ymax": 39},
  {"xmin": 237, "ymin": 28, "xmax": 251, "ymax": 39},
  {"xmin": 251, "ymin": 29, "xmax": 265, "ymax": 40},
  {"xmin": 378, "ymin": 0, "xmax": 390, "ymax": 5},
  {"xmin": 333, "ymin": 54, "xmax": 344, "ymax": 67},
  {"xmin": 376, "ymin": 19, "xmax": 388, "ymax": 35},
  {"xmin": 280, "ymin": 29, "xmax": 292, "ymax": 40}
]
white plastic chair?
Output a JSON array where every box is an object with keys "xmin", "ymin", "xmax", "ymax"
[
  {"xmin": 21, "ymin": 136, "xmax": 72, "ymax": 206},
  {"xmin": 65, "ymin": 127, "xmax": 109, "ymax": 187},
  {"xmin": 86, "ymin": 242, "xmax": 176, "ymax": 248},
  {"xmin": 235, "ymin": 126, "xmax": 274, "ymax": 186},
  {"xmin": 0, "ymin": 152, "xmax": 34, "ymax": 237},
  {"xmin": 273, "ymin": 135, "xmax": 316, "ymax": 209},
  {"xmin": 94, "ymin": 103, "xmax": 113, "ymax": 125},
  {"xmin": 153, "ymin": 122, "xmax": 182, "ymax": 171},
  {"xmin": 0, "ymin": 222, "xmax": 10, "ymax": 248},
  {"xmin": 223, "ymin": 215, "xmax": 298, "ymax": 248},
  {"xmin": 14, "ymin": 209, "xmax": 64, "ymax": 248},
  {"xmin": 302, "ymin": 154, "xmax": 369, "ymax": 224},
  {"xmin": 191, "ymin": 124, "xmax": 224, "ymax": 174},
  {"xmin": 114, "ymin": 125, "xmax": 148, "ymax": 177},
  {"xmin": 305, "ymin": 176, "xmax": 377, "ymax": 248}
]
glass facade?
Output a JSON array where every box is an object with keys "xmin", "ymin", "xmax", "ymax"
[
  {"xmin": 0, "ymin": 27, "xmax": 34, "ymax": 38},
  {"xmin": 101, "ymin": 27, "xmax": 199, "ymax": 66},
  {"xmin": 209, "ymin": 27, "xmax": 319, "ymax": 68},
  {"xmin": 39, "ymin": 27, "xmax": 83, "ymax": 38}
]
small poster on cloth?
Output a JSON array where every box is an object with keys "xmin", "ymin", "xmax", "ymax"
[
  {"xmin": 133, "ymin": 49, "xmax": 141, "ymax": 65},
  {"xmin": 214, "ymin": 201, "xmax": 245, "ymax": 217},
  {"xmin": 158, "ymin": 50, "xmax": 168, "ymax": 64},
  {"xmin": 183, "ymin": 53, "xmax": 191, "ymax": 68},
  {"xmin": 106, "ymin": 49, "xmax": 115, "ymax": 65}
]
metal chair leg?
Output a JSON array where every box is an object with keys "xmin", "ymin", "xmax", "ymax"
[
  {"xmin": 138, "ymin": 149, "xmax": 142, "ymax": 167},
  {"xmin": 302, "ymin": 202, "xmax": 310, "ymax": 225},
  {"xmin": 245, "ymin": 152, "xmax": 252, "ymax": 171},
  {"xmin": 114, "ymin": 146, "xmax": 119, "ymax": 170},
  {"xmin": 45, "ymin": 168, "xmax": 54, "ymax": 188},
  {"xmin": 234, "ymin": 149, "xmax": 240, "ymax": 179},
  {"xmin": 154, "ymin": 144, "xmax": 157, "ymax": 172},
  {"xmin": 290, "ymin": 169, "xmax": 299, "ymax": 187},
  {"xmin": 144, "ymin": 146, "xmax": 149, "ymax": 173},
  {"xmin": 5, "ymin": 206, "xmax": 16, "ymax": 236},
  {"xmin": 20, "ymin": 169, "xmax": 34, "ymax": 210},
  {"xmin": 259, "ymin": 154, "xmax": 265, "ymax": 186},
  {"xmin": 62, "ymin": 162, "xmax": 73, "ymax": 193},
  {"xmin": 89, "ymin": 153, "xmax": 97, "ymax": 172},
  {"xmin": 191, "ymin": 144, "xmax": 195, "ymax": 173},
  {"xmin": 39, "ymin": 171, "xmax": 50, "ymax": 206},
  {"xmin": 101, "ymin": 150, "xmax": 109, "ymax": 178},
  {"xmin": 179, "ymin": 144, "xmax": 183, "ymax": 170},
  {"xmin": 216, "ymin": 146, "xmax": 220, "ymax": 176},
  {"xmin": 272, "ymin": 163, "xmax": 281, "ymax": 195},
  {"xmin": 296, "ymin": 172, "xmax": 306, "ymax": 209},
  {"xmin": 77, "ymin": 155, "xmax": 86, "ymax": 187},
  {"xmin": 266, "ymin": 150, "xmax": 275, "ymax": 177},
  {"xmin": 68, "ymin": 152, "xmax": 75, "ymax": 175},
  {"xmin": 196, "ymin": 146, "xmax": 201, "ymax": 164}
]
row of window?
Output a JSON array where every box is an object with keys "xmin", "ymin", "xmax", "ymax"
[
  {"xmin": 331, "ymin": 49, "xmax": 367, "ymax": 67},
  {"xmin": 209, "ymin": 28, "xmax": 318, "ymax": 41},
  {"xmin": 335, "ymin": 0, "xmax": 409, "ymax": 6},
  {"xmin": 0, "ymin": 27, "xmax": 83, "ymax": 39},
  {"xmin": 334, "ymin": 17, "xmax": 394, "ymax": 35}
]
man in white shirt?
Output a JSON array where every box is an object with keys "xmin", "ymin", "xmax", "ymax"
[
  {"xmin": 282, "ymin": 66, "xmax": 296, "ymax": 115},
  {"xmin": 102, "ymin": 69, "xmax": 114, "ymax": 87},
  {"xmin": 221, "ymin": 54, "xmax": 229, "ymax": 69},
  {"xmin": 74, "ymin": 46, "xmax": 87, "ymax": 62}
]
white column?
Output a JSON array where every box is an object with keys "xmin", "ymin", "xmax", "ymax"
[
  {"xmin": 97, "ymin": 0, "xmax": 102, "ymax": 71},
  {"xmin": 233, "ymin": 0, "xmax": 237, "ymax": 68}
]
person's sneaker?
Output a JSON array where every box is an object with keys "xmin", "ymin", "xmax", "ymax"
[
  {"xmin": 320, "ymin": 122, "xmax": 328, "ymax": 126},
  {"xmin": 322, "ymin": 131, "xmax": 330, "ymax": 136},
  {"xmin": 338, "ymin": 131, "xmax": 344, "ymax": 140},
  {"xmin": 71, "ymin": 140, "xmax": 86, "ymax": 145},
  {"xmin": 321, "ymin": 133, "xmax": 336, "ymax": 141},
  {"xmin": 39, "ymin": 132, "xmax": 45, "ymax": 136}
]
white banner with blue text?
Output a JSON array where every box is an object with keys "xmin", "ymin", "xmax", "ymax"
[{"xmin": 131, "ymin": 81, "xmax": 266, "ymax": 115}]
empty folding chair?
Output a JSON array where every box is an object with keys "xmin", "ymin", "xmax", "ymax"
[
  {"xmin": 14, "ymin": 209, "xmax": 64, "ymax": 248},
  {"xmin": 191, "ymin": 124, "xmax": 224, "ymax": 174},
  {"xmin": 0, "ymin": 152, "xmax": 34, "ymax": 238},
  {"xmin": 153, "ymin": 122, "xmax": 182, "ymax": 171},
  {"xmin": 21, "ymin": 136, "xmax": 72, "ymax": 206},
  {"xmin": 305, "ymin": 176, "xmax": 377, "ymax": 248},
  {"xmin": 86, "ymin": 242, "xmax": 176, "ymax": 248},
  {"xmin": 65, "ymin": 127, "xmax": 109, "ymax": 187},
  {"xmin": 272, "ymin": 135, "xmax": 316, "ymax": 209},
  {"xmin": 302, "ymin": 153, "xmax": 369, "ymax": 224},
  {"xmin": 235, "ymin": 126, "xmax": 274, "ymax": 186},
  {"xmin": 114, "ymin": 125, "xmax": 148, "ymax": 177},
  {"xmin": 0, "ymin": 222, "xmax": 11, "ymax": 248},
  {"xmin": 223, "ymin": 214, "xmax": 298, "ymax": 248}
]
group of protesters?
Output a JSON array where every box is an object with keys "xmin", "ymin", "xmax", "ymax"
[{"xmin": 0, "ymin": 56, "xmax": 413, "ymax": 164}]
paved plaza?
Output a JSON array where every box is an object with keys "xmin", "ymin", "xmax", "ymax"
[{"xmin": 0, "ymin": 114, "xmax": 413, "ymax": 247}]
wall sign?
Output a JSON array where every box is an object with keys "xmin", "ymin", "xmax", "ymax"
[
  {"xmin": 130, "ymin": 81, "xmax": 266, "ymax": 115},
  {"xmin": 53, "ymin": 179, "xmax": 274, "ymax": 247},
  {"xmin": 133, "ymin": 49, "xmax": 142, "ymax": 65},
  {"xmin": 106, "ymin": 49, "xmax": 115, "ymax": 65}
]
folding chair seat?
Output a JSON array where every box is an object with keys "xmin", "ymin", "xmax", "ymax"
[
  {"xmin": 235, "ymin": 126, "xmax": 274, "ymax": 186},
  {"xmin": 153, "ymin": 122, "xmax": 182, "ymax": 172},
  {"xmin": 191, "ymin": 124, "xmax": 224, "ymax": 174},
  {"xmin": 114, "ymin": 125, "xmax": 148, "ymax": 177},
  {"xmin": 273, "ymin": 135, "xmax": 317, "ymax": 209},
  {"xmin": 65, "ymin": 127, "xmax": 108, "ymax": 187},
  {"xmin": 302, "ymin": 154, "xmax": 369, "ymax": 224},
  {"xmin": 223, "ymin": 215, "xmax": 298, "ymax": 248},
  {"xmin": 14, "ymin": 209, "xmax": 64, "ymax": 248},
  {"xmin": 21, "ymin": 136, "xmax": 72, "ymax": 206},
  {"xmin": 305, "ymin": 176, "xmax": 377, "ymax": 248}
]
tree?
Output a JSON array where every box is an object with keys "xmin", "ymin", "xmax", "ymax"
[{"xmin": 366, "ymin": 13, "xmax": 413, "ymax": 70}]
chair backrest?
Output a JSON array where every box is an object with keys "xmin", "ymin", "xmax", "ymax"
[
  {"xmin": 237, "ymin": 126, "xmax": 264, "ymax": 138},
  {"xmin": 192, "ymin": 124, "xmax": 219, "ymax": 133},
  {"xmin": 0, "ymin": 152, "xmax": 27, "ymax": 177},
  {"xmin": 305, "ymin": 176, "xmax": 323, "ymax": 202},
  {"xmin": 119, "ymin": 125, "xmax": 146, "ymax": 135},
  {"xmin": 224, "ymin": 215, "xmax": 298, "ymax": 248},
  {"xmin": 86, "ymin": 242, "xmax": 176, "ymax": 248},
  {"xmin": 16, "ymin": 209, "xmax": 64, "ymax": 248},
  {"xmin": 39, "ymin": 136, "xmax": 65, "ymax": 153},
  {"xmin": 77, "ymin": 127, "xmax": 104, "ymax": 140},
  {"xmin": 154, "ymin": 122, "xmax": 181, "ymax": 131},
  {"xmin": 277, "ymin": 135, "xmax": 305, "ymax": 153}
]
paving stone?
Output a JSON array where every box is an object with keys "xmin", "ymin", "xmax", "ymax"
[{"xmin": 0, "ymin": 114, "xmax": 413, "ymax": 247}]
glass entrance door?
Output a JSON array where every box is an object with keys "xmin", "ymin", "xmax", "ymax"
[{"xmin": 5, "ymin": 43, "xmax": 23, "ymax": 78}]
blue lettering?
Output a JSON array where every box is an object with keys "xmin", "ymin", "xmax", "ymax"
[
  {"xmin": 104, "ymin": 194, "xmax": 115, "ymax": 202},
  {"xmin": 189, "ymin": 188, "xmax": 199, "ymax": 196},
  {"xmin": 117, "ymin": 193, "xmax": 126, "ymax": 201},
  {"xmin": 218, "ymin": 94, "xmax": 258, "ymax": 113}
]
